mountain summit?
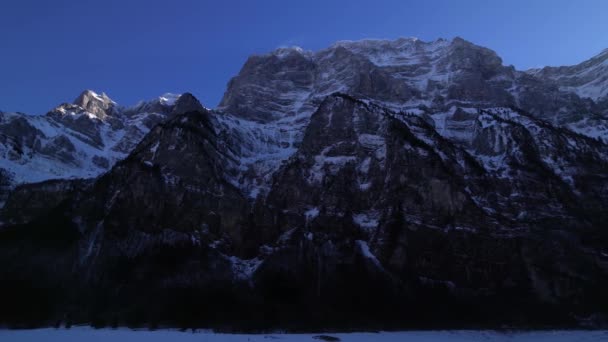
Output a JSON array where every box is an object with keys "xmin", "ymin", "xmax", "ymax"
[{"xmin": 73, "ymin": 90, "xmax": 117, "ymax": 119}]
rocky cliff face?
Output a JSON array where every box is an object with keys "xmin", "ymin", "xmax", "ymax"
[{"xmin": 1, "ymin": 38, "xmax": 608, "ymax": 329}]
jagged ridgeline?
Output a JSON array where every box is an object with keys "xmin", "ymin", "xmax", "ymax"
[{"xmin": 0, "ymin": 37, "xmax": 608, "ymax": 330}]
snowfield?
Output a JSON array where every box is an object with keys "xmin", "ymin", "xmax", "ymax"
[{"xmin": 0, "ymin": 328, "xmax": 607, "ymax": 341}]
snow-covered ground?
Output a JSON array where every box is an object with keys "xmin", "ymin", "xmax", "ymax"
[{"xmin": 1, "ymin": 328, "xmax": 607, "ymax": 341}]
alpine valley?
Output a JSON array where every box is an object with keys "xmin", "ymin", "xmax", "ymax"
[{"xmin": 1, "ymin": 37, "xmax": 608, "ymax": 330}]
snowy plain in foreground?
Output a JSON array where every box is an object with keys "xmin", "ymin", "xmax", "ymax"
[{"xmin": 1, "ymin": 327, "xmax": 607, "ymax": 341}]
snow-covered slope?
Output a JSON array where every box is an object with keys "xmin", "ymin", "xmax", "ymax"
[{"xmin": 2, "ymin": 328, "xmax": 608, "ymax": 342}]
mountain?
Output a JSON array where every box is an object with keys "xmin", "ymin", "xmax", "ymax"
[
  {"xmin": 528, "ymin": 48, "xmax": 608, "ymax": 102},
  {"xmin": 1, "ymin": 37, "xmax": 608, "ymax": 330},
  {"xmin": 0, "ymin": 90, "xmax": 186, "ymax": 205},
  {"xmin": 221, "ymin": 37, "xmax": 606, "ymax": 133},
  {"xmin": 528, "ymin": 48, "xmax": 608, "ymax": 139}
]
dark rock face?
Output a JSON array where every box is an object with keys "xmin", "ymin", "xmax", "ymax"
[
  {"xmin": 92, "ymin": 155, "xmax": 109, "ymax": 169},
  {"xmin": 40, "ymin": 136, "xmax": 77, "ymax": 164},
  {"xmin": 0, "ymin": 169, "xmax": 11, "ymax": 206},
  {"xmin": 3, "ymin": 95, "xmax": 607, "ymax": 329},
  {"xmin": 171, "ymin": 92, "xmax": 205, "ymax": 115},
  {"xmin": 1, "ymin": 179, "xmax": 91, "ymax": 225},
  {"xmin": 219, "ymin": 48, "xmax": 317, "ymax": 122},
  {"xmin": 262, "ymin": 96, "xmax": 608, "ymax": 317},
  {"xmin": 72, "ymin": 109, "xmax": 249, "ymax": 258},
  {"xmin": 0, "ymin": 116, "xmax": 44, "ymax": 161},
  {"xmin": 1, "ymin": 38, "xmax": 608, "ymax": 330}
]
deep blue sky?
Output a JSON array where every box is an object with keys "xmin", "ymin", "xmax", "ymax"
[{"xmin": 1, "ymin": 0, "xmax": 607, "ymax": 114}]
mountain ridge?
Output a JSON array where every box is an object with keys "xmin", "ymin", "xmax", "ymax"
[
  {"xmin": 1, "ymin": 37, "xmax": 608, "ymax": 329},
  {"xmin": 0, "ymin": 91, "xmax": 189, "ymax": 204}
]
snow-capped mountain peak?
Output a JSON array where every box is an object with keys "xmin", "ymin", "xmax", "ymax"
[
  {"xmin": 74, "ymin": 89, "xmax": 116, "ymax": 105},
  {"xmin": 271, "ymin": 46, "xmax": 310, "ymax": 59},
  {"xmin": 159, "ymin": 93, "xmax": 181, "ymax": 106},
  {"xmin": 72, "ymin": 89, "xmax": 117, "ymax": 119}
]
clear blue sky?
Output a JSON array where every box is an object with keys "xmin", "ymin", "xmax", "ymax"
[{"xmin": 1, "ymin": 0, "xmax": 607, "ymax": 114}]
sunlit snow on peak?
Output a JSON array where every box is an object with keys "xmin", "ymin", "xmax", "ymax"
[{"xmin": 159, "ymin": 93, "xmax": 181, "ymax": 106}]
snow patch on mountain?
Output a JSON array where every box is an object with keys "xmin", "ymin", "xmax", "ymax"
[
  {"xmin": 214, "ymin": 113, "xmax": 303, "ymax": 198},
  {"xmin": 159, "ymin": 93, "xmax": 181, "ymax": 106},
  {"xmin": 228, "ymin": 255, "xmax": 263, "ymax": 280},
  {"xmin": 356, "ymin": 240, "xmax": 383, "ymax": 269},
  {"xmin": 352, "ymin": 211, "xmax": 380, "ymax": 232}
]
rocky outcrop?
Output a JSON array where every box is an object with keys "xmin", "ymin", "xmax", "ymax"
[{"xmin": 73, "ymin": 90, "xmax": 117, "ymax": 120}]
